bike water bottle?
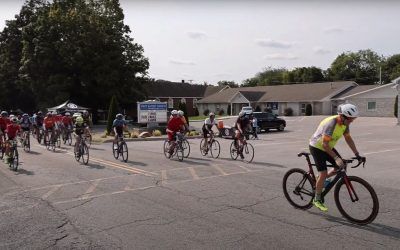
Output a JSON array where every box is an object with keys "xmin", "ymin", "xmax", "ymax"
[{"xmin": 324, "ymin": 178, "xmax": 332, "ymax": 188}]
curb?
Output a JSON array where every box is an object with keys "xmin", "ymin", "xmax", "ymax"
[{"xmin": 100, "ymin": 135, "xmax": 203, "ymax": 143}]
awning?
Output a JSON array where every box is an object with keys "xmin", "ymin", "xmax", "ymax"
[{"xmin": 47, "ymin": 100, "xmax": 89, "ymax": 113}]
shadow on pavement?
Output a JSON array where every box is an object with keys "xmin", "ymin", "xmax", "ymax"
[
  {"xmin": 307, "ymin": 210, "xmax": 400, "ymax": 239},
  {"xmin": 251, "ymin": 161, "xmax": 287, "ymax": 168},
  {"xmin": 16, "ymin": 168, "xmax": 34, "ymax": 175},
  {"xmin": 87, "ymin": 163, "xmax": 105, "ymax": 169},
  {"xmin": 126, "ymin": 160, "xmax": 147, "ymax": 167},
  {"xmin": 26, "ymin": 151, "xmax": 41, "ymax": 155}
]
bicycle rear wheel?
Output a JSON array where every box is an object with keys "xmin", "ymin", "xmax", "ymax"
[
  {"xmin": 242, "ymin": 143, "xmax": 254, "ymax": 163},
  {"xmin": 74, "ymin": 143, "xmax": 81, "ymax": 162},
  {"xmin": 120, "ymin": 142, "xmax": 128, "ymax": 162},
  {"xmin": 200, "ymin": 139, "xmax": 208, "ymax": 156},
  {"xmin": 334, "ymin": 176, "xmax": 379, "ymax": 225},
  {"xmin": 56, "ymin": 134, "xmax": 61, "ymax": 148},
  {"xmin": 282, "ymin": 168, "xmax": 314, "ymax": 209},
  {"xmin": 9, "ymin": 148, "xmax": 19, "ymax": 171},
  {"xmin": 81, "ymin": 144, "xmax": 89, "ymax": 165},
  {"xmin": 85, "ymin": 134, "xmax": 92, "ymax": 148},
  {"xmin": 112, "ymin": 141, "xmax": 119, "ymax": 159},
  {"xmin": 182, "ymin": 139, "xmax": 190, "ymax": 158},
  {"xmin": 210, "ymin": 140, "xmax": 220, "ymax": 159},
  {"xmin": 230, "ymin": 141, "xmax": 239, "ymax": 160}
]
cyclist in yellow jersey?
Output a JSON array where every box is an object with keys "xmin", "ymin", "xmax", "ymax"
[{"xmin": 309, "ymin": 103, "xmax": 364, "ymax": 212}]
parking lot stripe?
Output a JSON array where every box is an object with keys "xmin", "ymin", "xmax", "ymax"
[
  {"xmin": 161, "ymin": 170, "xmax": 168, "ymax": 183},
  {"xmin": 213, "ymin": 165, "xmax": 227, "ymax": 175},
  {"xmin": 188, "ymin": 167, "xmax": 200, "ymax": 180},
  {"xmin": 254, "ymin": 141, "xmax": 304, "ymax": 147},
  {"xmin": 41, "ymin": 185, "xmax": 62, "ymax": 200},
  {"xmin": 364, "ymin": 148, "xmax": 400, "ymax": 155},
  {"xmin": 81, "ymin": 180, "xmax": 100, "ymax": 199},
  {"xmin": 124, "ymin": 177, "xmax": 135, "ymax": 190},
  {"xmin": 236, "ymin": 165, "xmax": 251, "ymax": 172}
]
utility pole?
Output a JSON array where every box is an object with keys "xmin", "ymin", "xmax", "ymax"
[{"xmin": 379, "ymin": 66, "xmax": 382, "ymax": 85}]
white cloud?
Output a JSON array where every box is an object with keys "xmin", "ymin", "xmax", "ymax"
[
  {"xmin": 255, "ymin": 38, "xmax": 293, "ymax": 49},
  {"xmin": 264, "ymin": 53, "xmax": 298, "ymax": 60},
  {"xmin": 323, "ymin": 27, "xmax": 346, "ymax": 33},
  {"xmin": 169, "ymin": 59, "xmax": 196, "ymax": 66},
  {"xmin": 313, "ymin": 47, "xmax": 331, "ymax": 54},
  {"xmin": 187, "ymin": 31, "xmax": 207, "ymax": 39}
]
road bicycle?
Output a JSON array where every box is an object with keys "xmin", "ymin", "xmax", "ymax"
[
  {"xmin": 200, "ymin": 132, "xmax": 220, "ymax": 159},
  {"xmin": 112, "ymin": 136, "xmax": 128, "ymax": 162},
  {"xmin": 163, "ymin": 132, "xmax": 185, "ymax": 162},
  {"xmin": 62, "ymin": 127, "xmax": 73, "ymax": 146},
  {"xmin": 83, "ymin": 132, "xmax": 92, "ymax": 148},
  {"xmin": 282, "ymin": 152, "xmax": 379, "ymax": 225},
  {"xmin": 21, "ymin": 130, "xmax": 30, "ymax": 152},
  {"xmin": 45, "ymin": 130, "xmax": 57, "ymax": 152},
  {"xmin": 230, "ymin": 133, "xmax": 254, "ymax": 163},
  {"xmin": 74, "ymin": 134, "xmax": 89, "ymax": 165},
  {"xmin": 4, "ymin": 139, "xmax": 19, "ymax": 171}
]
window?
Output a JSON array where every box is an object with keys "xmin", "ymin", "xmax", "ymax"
[
  {"xmin": 367, "ymin": 101, "xmax": 376, "ymax": 111},
  {"xmin": 168, "ymin": 98, "xmax": 174, "ymax": 108},
  {"xmin": 180, "ymin": 98, "xmax": 186, "ymax": 104},
  {"xmin": 301, "ymin": 103, "xmax": 306, "ymax": 114},
  {"xmin": 216, "ymin": 104, "xmax": 220, "ymax": 111}
]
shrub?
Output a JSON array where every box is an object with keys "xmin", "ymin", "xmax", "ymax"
[
  {"xmin": 152, "ymin": 130, "xmax": 162, "ymax": 136},
  {"xmin": 203, "ymin": 109, "xmax": 210, "ymax": 116},
  {"xmin": 284, "ymin": 107, "xmax": 293, "ymax": 116},
  {"xmin": 189, "ymin": 130, "xmax": 200, "ymax": 136},
  {"xmin": 305, "ymin": 104, "xmax": 312, "ymax": 116},
  {"xmin": 131, "ymin": 131, "xmax": 139, "ymax": 138},
  {"xmin": 194, "ymin": 107, "xmax": 199, "ymax": 116},
  {"xmin": 218, "ymin": 109, "xmax": 225, "ymax": 116}
]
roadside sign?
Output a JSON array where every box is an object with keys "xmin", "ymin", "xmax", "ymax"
[{"xmin": 137, "ymin": 101, "xmax": 168, "ymax": 124}]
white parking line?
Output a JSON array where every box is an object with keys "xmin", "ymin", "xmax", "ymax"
[
  {"xmin": 364, "ymin": 148, "xmax": 400, "ymax": 155},
  {"xmin": 41, "ymin": 185, "xmax": 62, "ymax": 199},
  {"xmin": 254, "ymin": 141, "xmax": 304, "ymax": 147},
  {"xmin": 81, "ymin": 180, "xmax": 100, "ymax": 199}
]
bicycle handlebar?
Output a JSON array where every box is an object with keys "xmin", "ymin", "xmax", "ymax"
[{"xmin": 345, "ymin": 156, "xmax": 366, "ymax": 168}]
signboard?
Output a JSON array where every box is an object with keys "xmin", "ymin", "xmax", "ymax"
[{"xmin": 137, "ymin": 101, "xmax": 168, "ymax": 124}]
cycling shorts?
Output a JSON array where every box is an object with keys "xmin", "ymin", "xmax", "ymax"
[{"xmin": 309, "ymin": 145, "xmax": 341, "ymax": 172}]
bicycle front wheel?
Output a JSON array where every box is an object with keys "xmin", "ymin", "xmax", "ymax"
[
  {"xmin": 230, "ymin": 141, "xmax": 239, "ymax": 160},
  {"xmin": 9, "ymin": 148, "xmax": 19, "ymax": 171},
  {"xmin": 121, "ymin": 142, "xmax": 128, "ymax": 162},
  {"xmin": 81, "ymin": 144, "xmax": 89, "ymax": 165},
  {"xmin": 74, "ymin": 143, "xmax": 81, "ymax": 162},
  {"xmin": 112, "ymin": 142, "xmax": 119, "ymax": 159},
  {"xmin": 334, "ymin": 176, "xmax": 379, "ymax": 225},
  {"xmin": 242, "ymin": 143, "xmax": 254, "ymax": 163},
  {"xmin": 182, "ymin": 139, "xmax": 190, "ymax": 158},
  {"xmin": 200, "ymin": 139, "xmax": 208, "ymax": 156},
  {"xmin": 163, "ymin": 140, "xmax": 171, "ymax": 159},
  {"xmin": 282, "ymin": 168, "xmax": 314, "ymax": 209},
  {"xmin": 176, "ymin": 144, "xmax": 184, "ymax": 162},
  {"xmin": 210, "ymin": 140, "xmax": 220, "ymax": 159}
]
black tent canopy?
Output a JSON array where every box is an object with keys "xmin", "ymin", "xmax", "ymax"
[{"xmin": 47, "ymin": 100, "xmax": 89, "ymax": 114}]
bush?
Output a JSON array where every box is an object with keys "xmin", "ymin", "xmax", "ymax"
[
  {"xmin": 255, "ymin": 106, "xmax": 261, "ymax": 112},
  {"xmin": 218, "ymin": 109, "xmax": 225, "ymax": 116},
  {"xmin": 194, "ymin": 107, "xmax": 199, "ymax": 116},
  {"xmin": 131, "ymin": 131, "xmax": 139, "ymax": 138},
  {"xmin": 284, "ymin": 107, "xmax": 293, "ymax": 116},
  {"xmin": 264, "ymin": 107, "xmax": 272, "ymax": 113},
  {"xmin": 189, "ymin": 130, "xmax": 200, "ymax": 136},
  {"xmin": 203, "ymin": 109, "xmax": 210, "ymax": 116},
  {"xmin": 152, "ymin": 130, "xmax": 162, "ymax": 136},
  {"xmin": 395, "ymin": 95, "xmax": 398, "ymax": 118},
  {"xmin": 305, "ymin": 104, "xmax": 312, "ymax": 116}
]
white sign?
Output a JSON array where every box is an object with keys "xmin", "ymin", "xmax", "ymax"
[{"xmin": 137, "ymin": 101, "xmax": 168, "ymax": 124}]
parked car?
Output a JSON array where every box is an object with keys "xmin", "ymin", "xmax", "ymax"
[
  {"xmin": 253, "ymin": 112, "xmax": 286, "ymax": 132},
  {"xmin": 241, "ymin": 106, "xmax": 253, "ymax": 115}
]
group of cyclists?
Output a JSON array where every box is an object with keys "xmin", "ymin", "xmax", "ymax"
[{"xmin": 0, "ymin": 110, "xmax": 92, "ymax": 164}]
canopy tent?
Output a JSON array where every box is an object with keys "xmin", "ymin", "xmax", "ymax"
[{"xmin": 47, "ymin": 100, "xmax": 89, "ymax": 114}]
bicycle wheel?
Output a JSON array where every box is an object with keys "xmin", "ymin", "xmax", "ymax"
[
  {"xmin": 282, "ymin": 168, "xmax": 314, "ymax": 209},
  {"xmin": 120, "ymin": 142, "xmax": 128, "ymax": 162},
  {"xmin": 242, "ymin": 143, "xmax": 254, "ymax": 163},
  {"xmin": 334, "ymin": 176, "xmax": 379, "ymax": 225},
  {"xmin": 67, "ymin": 133, "xmax": 72, "ymax": 146},
  {"xmin": 23, "ymin": 136, "xmax": 29, "ymax": 152},
  {"xmin": 210, "ymin": 140, "xmax": 221, "ymax": 159},
  {"xmin": 163, "ymin": 140, "xmax": 171, "ymax": 159},
  {"xmin": 182, "ymin": 139, "xmax": 190, "ymax": 158},
  {"xmin": 0, "ymin": 141, "xmax": 4, "ymax": 160},
  {"xmin": 56, "ymin": 134, "xmax": 61, "ymax": 148},
  {"xmin": 229, "ymin": 141, "xmax": 239, "ymax": 160},
  {"xmin": 176, "ymin": 146, "xmax": 184, "ymax": 162},
  {"xmin": 112, "ymin": 141, "xmax": 119, "ymax": 159},
  {"xmin": 45, "ymin": 134, "xmax": 51, "ymax": 149},
  {"xmin": 9, "ymin": 148, "xmax": 19, "ymax": 171},
  {"xmin": 81, "ymin": 144, "xmax": 89, "ymax": 165},
  {"xmin": 74, "ymin": 143, "xmax": 81, "ymax": 162},
  {"xmin": 199, "ymin": 139, "xmax": 208, "ymax": 156},
  {"xmin": 85, "ymin": 134, "xmax": 92, "ymax": 148}
]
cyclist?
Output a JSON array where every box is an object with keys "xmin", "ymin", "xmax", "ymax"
[
  {"xmin": 178, "ymin": 110, "xmax": 189, "ymax": 132},
  {"xmin": 112, "ymin": 114, "xmax": 127, "ymax": 147},
  {"xmin": 43, "ymin": 112, "xmax": 57, "ymax": 145},
  {"xmin": 4, "ymin": 117, "xmax": 21, "ymax": 164},
  {"xmin": 73, "ymin": 116, "xmax": 87, "ymax": 155},
  {"xmin": 82, "ymin": 110, "xmax": 92, "ymax": 139},
  {"xmin": 234, "ymin": 111, "xmax": 252, "ymax": 159},
  {"xmin": 61, "ymin": 112, "xmax": 73, "ymax": 138},
  {"xmin": 166, "ymin": 110, "xmax": 184, "ymax": 157},
  {"xmin": 33, "ymin": 111, "xmax": 44, "ymax": 141},
  {"xmin": 0, "ymin": 111, "xmax": 11, "ymax": 141},
  {"xmin": 201, "ymin": 112, "xmax": 218, "ymax": 153},
  {"xmin": 19, "ymin": 113, "xmax": 32, "ymax": 141},
  {"xmin": 309, "ymin": 103, "xmax": 363, "ymax": 212}
]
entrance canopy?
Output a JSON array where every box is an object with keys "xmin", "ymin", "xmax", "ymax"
[{"xmin": 47, "ymin": 100, "xmax": 89, "ymax": 114}]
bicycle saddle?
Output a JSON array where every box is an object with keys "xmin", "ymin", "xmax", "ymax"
[{"xmin": 297, "ymin": 151, "xmax": 310, "ymax": 157}]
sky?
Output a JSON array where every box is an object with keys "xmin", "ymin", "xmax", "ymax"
[{"xmin": 1, "ymin": 0, "xmax": 399, "ymax": 85}]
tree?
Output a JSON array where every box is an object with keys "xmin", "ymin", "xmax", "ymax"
[
  {"xmin": 382, "ymin": 54, "xmax": 400, "ymax": 84},
  {"xmin": 242, "ymin": 67, "xmax": 287, "ymax": 86},
  {"xmin": 106, "ymin": 95, "xmax": 118, "ymax": 135},
  {"xmin": 328, "ymin": 49, "xmax": 384, "ymax": 84},
  {"xmin": 283, "ymin": 67, "xmax": 325, "ymax": 83},
  {"xmin": 217, "ymin": 80, "xmax": 238, "ymax": 88}
]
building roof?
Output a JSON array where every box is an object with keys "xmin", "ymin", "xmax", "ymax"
[
  {"xmin": 197, "ymin": 81, "xmax": 356, "ymax": 104},
  {"xmin": 144, "ymin": 80, "xmax": 226, "ymax": 98},
  {"xmin": 336, "ymin": 82, "xmax": 398, "ymax": 99},
  {"xmin": 331, "ymin": 85, "xmax": 377, "ymax": 99}
]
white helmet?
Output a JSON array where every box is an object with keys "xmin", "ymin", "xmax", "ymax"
[
  {"xmin": 178, "ymin": 110, "xmax": 184, "ymax": 116},
  {"xmin": 238, "ymin": 111, "xmax": 245, "ymax": 117},
  {"xmin": 338, "ymin": 104, "xmax": 359, "ymax": 118},
  {"xmin": 171, "ymin": 110, "xmax": 178, "ymax": 115}
]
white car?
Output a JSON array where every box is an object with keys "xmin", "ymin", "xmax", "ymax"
[{"xmin": 241, "ymin": 106, "xmax": 253, "ymax": 115}]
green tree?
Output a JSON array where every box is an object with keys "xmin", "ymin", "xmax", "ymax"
[
  {"xmin": 242, "ymin": 67, "xmax": 287, "ymax": 86},
  {"xmin": 382, "ymin": 54, "xmax": 400, "ymax": 83},
  {"xmin": 217, "ymin": 80, "xmax": 238, "ymax": 88},
  {"xmin": 395, "ymin": 95, "xmax": 398, "ymax": 118},
  {"xmin": 328, "ymin": 49, "xmax": 384, "ymax": 84},
  {"xmin": 283, "ymin": 67, "xmax": 325, "ymax": 83},
  {"xmin": 106, "ymin": 95, "xmax": 118, "ymax": 135}
]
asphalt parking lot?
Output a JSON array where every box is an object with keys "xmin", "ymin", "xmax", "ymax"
[{"xmin": 0, "ymin": 116, "xmax": 399, "ymax": 249}]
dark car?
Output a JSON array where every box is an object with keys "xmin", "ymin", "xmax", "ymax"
[{"xmin": 253, "ymin": 112, "xmax": 286, "ymax": 132}]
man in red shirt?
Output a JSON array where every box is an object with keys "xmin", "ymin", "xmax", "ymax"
[
  {"xmin": 0, "ymin": 111, "xmax": 11, "ymax": 143},
  {"xmin": 4, "ymin": 117, "xmax": 21, "ymax": 163},
  {"xmin": 166, "ymin": 110, "xmax": 184, "ymax": 157},
  {"xmin": 43, "ymin": 112, "xmax": 56, "ymax": 145}
]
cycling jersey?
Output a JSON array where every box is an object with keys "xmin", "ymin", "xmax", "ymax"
[
  {"xmin": 0, "ymin": 117, "xmax": 10, "ymax": 132},
  {"xmin": 6, "ymin": 124, "xmax": 21, "ymax": 140},
  {"xmin": 309, "ymin": 115, "xmax": 349, "ymax": 151},
  {"xmin": 202, "ymin": 118, "xmax": 217, "ymax": 131},
  {"xmin": 35, "ymin": 115, "xmax": 44, "ymax": 126},
  {"xmin": 20, "ymin": 117, "xmax": 31, "ymax": 130},
  {"xmin": 235, "ymin": 116, "xmax": 250, "ymax": 130},
  {"xmin": 167, "ymin": 117, "xmax": 184, "ymax": 141},
  {"xmin": 44, "ymin": 117, "xmax": 56, "ymax": 129},
  {"xmin": 112, "ymin": 119, "xmax": 126, "ymax": 128},
  {"xmin": 74, "ymin": 123, "xmax": 87, "ymax": 135},
  {"xmin": 62, "ymin": 116, "xmax": 73, "ymax": 126}
]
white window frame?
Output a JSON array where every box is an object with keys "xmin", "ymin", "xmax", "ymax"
[
  {"xmin": 180, "ymin": 98, "xmax": 186, "ymax": 104},
  {"xmin": 168, "ymin": 98, "xmax": 174, "ymax": 108},
  {"xmin": 367, "ymin": 101, "xmax": 377, "ymax": 111}
]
